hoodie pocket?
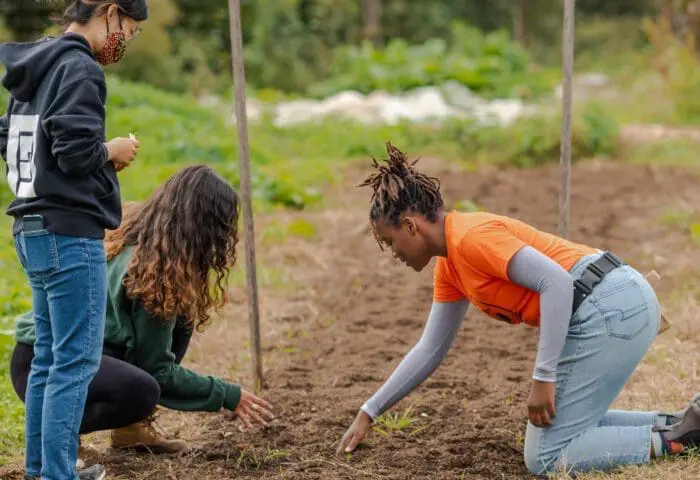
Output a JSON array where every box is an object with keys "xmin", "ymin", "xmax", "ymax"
[{"xmin": 93, "ymin": 166, "xmax": 116, "ymax": 199}]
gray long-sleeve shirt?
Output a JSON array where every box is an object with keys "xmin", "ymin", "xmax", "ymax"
[{"xmin": 361, "ymin": 246, "xmax": 574, "ymax": 420}]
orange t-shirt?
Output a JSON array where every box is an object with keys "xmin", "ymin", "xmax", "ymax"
[{"xmin": 433, "ymin": 211, "xmax": 598, "ymax": 327}]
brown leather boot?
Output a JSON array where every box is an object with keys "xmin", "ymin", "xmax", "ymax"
[{"xmin": 111, "ymin": 413, "xmax": 189, "ymax": 454}]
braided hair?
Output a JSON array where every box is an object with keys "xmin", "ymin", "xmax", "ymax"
[{"xmin": 359, "ymin": 142, "xmax": 443, "ymax": 248}]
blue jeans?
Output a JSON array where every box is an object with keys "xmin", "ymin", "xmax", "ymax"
[
  {"xmin": 15, "ymin": 231, "xmax": 106, "ymax": 480},
  {"xmin": 524, "ymin": 253, "xmax": 662, "ymax": 475}
]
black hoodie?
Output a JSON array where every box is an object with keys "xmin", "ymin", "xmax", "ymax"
[{"xmin": 0, "ymin": 33, "xmax": 120, "ymax": 239}]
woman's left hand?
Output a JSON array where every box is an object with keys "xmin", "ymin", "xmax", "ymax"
[
  {"xmin": 234, "ymin": 389, "xmax": 275, "ymax": 430},
  {"xmin": 527, "ymin": 380, "xmax": 556, "ymax": 428}
]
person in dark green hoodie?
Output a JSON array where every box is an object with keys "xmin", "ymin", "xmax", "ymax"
[{"xmin": 10, "ymin": 165, "xmax": 274, "ymax": 464}]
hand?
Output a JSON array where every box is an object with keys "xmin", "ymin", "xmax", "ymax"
[
  {"xmin": 105, "ymin": 135, "xmax": 140, "ymax": 171},
  {"xmin": 337, "ymin": 410, "xmax": 372, "ymax": 454},
  {"xmin": 527, "ymin": 380, "xmax": 556, "ymax": 428},
  {"xmin": 234, "ymin": 389, "xmax": 275, "ymax": 430}
]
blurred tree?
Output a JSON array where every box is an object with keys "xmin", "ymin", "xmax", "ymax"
[
  {"xmin": 0, "ymin": 14, "xmax": 14, "ymax": 42},
  {"xmin": 513, "ymin": 0, "xmax": 527, "ymax": 45},
  {"xmin": 0, "ymin": 0, "xmax": 672, "ymax": 94},
  {"xmin": 653, "ymin": 0, "xmax": 700, "ymax": 46},
  {"xmin": 577, "ymin": 0, "xmax": 655, "ymax": 16},
  {"xmin": 0, "ymin": 0, "xmax": 60, "ymax": 41},
  {"xmin": 362, "ymin": 0, "xmax": 382, "ymax": 46}
]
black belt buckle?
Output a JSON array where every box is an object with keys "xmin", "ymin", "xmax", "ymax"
[
  {"xmin": 572, "ymin": 251, "xmax": 624, "ymax": 313},
  {"xmin": 602, "ymin": 251, "xmax": 623, "ymax": 268}
]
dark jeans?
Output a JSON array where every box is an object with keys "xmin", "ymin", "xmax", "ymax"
[{"xmin": 11, "ymin": 318, "xmax": 193, "ymax": 435}]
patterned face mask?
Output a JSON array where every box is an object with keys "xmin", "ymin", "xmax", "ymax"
[{"xmin": 96, "ymin": 15, "xmax": 127, "ymax": 65}]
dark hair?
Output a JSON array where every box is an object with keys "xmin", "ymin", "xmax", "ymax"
[
  {"xmin": 360, "ymin": 142, "xmax": 443, "ymax": 233},
  {"xmin": 60, "ymin": 0, "xmax": 148, "ymax": 26},
  {"xmin": 104, "ymin": 165, "xmax": 240, "ymax": 332}
]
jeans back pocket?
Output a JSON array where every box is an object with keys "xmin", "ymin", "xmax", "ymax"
[
  {"xmin": 20, "ymin": 230, "xmax": 60, "ymax": 276},
  {"xmin": 590, "ymin": 269, "xmax": 652, "ymax": 340}
]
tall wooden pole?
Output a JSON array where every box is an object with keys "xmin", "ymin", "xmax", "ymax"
[
  {"xmin": 559, "ymin": 0, "xmax": 575, "ymax": 239},
  {"xmin": 228, "ymin": 0, "xmax": 263, "ymax": 389}
]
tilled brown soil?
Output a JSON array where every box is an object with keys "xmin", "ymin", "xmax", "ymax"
[{"xmin": 3, "ymin": 159, "xmax": 699, "ymax": 479}]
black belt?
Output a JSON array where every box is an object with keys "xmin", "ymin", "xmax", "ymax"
[{"xmin": 572, "ymin": 252, "xmax": 625, "ymax": 314}]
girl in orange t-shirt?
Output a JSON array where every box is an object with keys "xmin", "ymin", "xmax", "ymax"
[{"xmin": 337, "ymin": 143, "xmax": 700, "ymax": 476}]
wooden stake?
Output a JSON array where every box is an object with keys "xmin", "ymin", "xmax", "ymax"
[
  {"xmin": 559, "ymin": 0, "xmax": 575, "ymax": 239},
  {"xmin": 228, "ymin": 0, "xmax": 263, "ymax": 389}
]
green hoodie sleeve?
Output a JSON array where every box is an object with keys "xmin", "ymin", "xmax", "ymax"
[{"xmin": 126, "ymin": 302, "xmax": 241, "ymax": 412}]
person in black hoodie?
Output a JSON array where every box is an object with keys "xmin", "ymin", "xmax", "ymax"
[{"xmin": 0, "ymin": 2, "xmax": 147, "ymax": 479}]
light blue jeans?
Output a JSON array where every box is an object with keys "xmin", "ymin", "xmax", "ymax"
[
  {"xmin": 15, "ymin": 230, "xmax": 106, "ymax": 480},
  {"xmin": 524, "ymin": 253, "xmax": 662, "ymax": 475}
]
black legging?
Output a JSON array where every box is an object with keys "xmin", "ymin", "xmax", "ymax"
[{"xmin": 10, "ymin": 319, "xmax": 193, "ymax": 434}]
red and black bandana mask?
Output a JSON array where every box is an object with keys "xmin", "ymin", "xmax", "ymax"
[{"xmin": 96, "ymin": 15, "xmax": 127, "ymax": 65}]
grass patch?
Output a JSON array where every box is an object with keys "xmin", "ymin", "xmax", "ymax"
[
  {"xmin": 372, "ymin": 406, "xmax": 426, "ymax": 437},
  {"xmin": 262, "ymin": 219, "xmax": 317, "ymax": 245},
  {"xmin": 234, "ymin": 445, "xmax": 293, "ymax": 470},
  {"xmin": 656, "ymin": 208, "xmax": 700, "ymax": 245},
  {"xmin": 0, "ymin": 318, "xmax": 23, "ymax": 465},
  {"xmin": 627, "ymin": 139, "xmax": 700, "ymax": 167}
]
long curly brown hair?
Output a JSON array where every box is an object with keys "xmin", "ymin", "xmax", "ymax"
[{"xmin": 105, "ymin": 165, "xmax": 240, "ymax": 331}]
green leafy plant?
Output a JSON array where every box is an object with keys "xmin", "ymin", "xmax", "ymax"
[{"xmin": 308, "ymin": 22, "xmax": 558, "ymax": 100}]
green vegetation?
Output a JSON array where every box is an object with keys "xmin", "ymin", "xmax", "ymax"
[
  {"xmin": 0, "ymin": 0, "xmax": 661, "ymax": 96},
  {"xmin": 308, "ymin": 23, "xmax": 559, "ymax": 100}
]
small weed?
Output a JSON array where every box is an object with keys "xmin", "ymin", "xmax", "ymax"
[
  {"xmin": 264, "ymin": 448, "xmax": 292, "ymax": 462},
  {"xmin": 656, "ymin": 208, "xmax": 700, "ymax": 244},
  {"xmin": 235, "ymin": 446, "xmax": 292, "ymax": 470},
  {"xmin": 236, "ymin": 447, "xmax": 255, "ymax": 469},
  {"xmin": 319, "ymin": 316, "xmax": 336, "ymax": 329},
  {"xmin": 372, "ymin": 406, "xmax": 425, "ymax": 437},
  {"xmin": 690, "ymin": 223, "xmax": 700, "ymax": 245},
  {"xmin": 504, "ymin": 387, "xmax": 516, "ymax": 406},
  {"xmin": 658, "ymin": 208, "xmax": 694, "ymax": 228},
  {"xmin": 287, "ymin": 219, "xmax": 317, "ymax": 239}
]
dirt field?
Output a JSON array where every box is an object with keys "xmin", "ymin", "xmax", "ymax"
[{"xmin": 3, "ymin": 158, "xmax": 700, "ymax": 479}]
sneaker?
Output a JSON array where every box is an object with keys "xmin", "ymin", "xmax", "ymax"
[
  {"xmin": 111, "ymin": 411, "xmax": 189, "ymax": 454},
  {"xmin": 78, "ymin": 464, "xmax": 106, "ymax": 480},
  {"xmin": 660, "ymin": 394, "xmax": 700, "ymax": 426},
  {"xmin": 655, "ymin": 400, "xmax": 700, "ymax": 446}
]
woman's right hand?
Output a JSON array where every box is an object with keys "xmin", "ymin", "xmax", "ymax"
[
  {"xmin": 105, "ymin": 136, "xmax": 140, "ymax": 171},
  {"xmin": 337, "ymin": 409, "xmax": 372, "ymax": 454}
]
